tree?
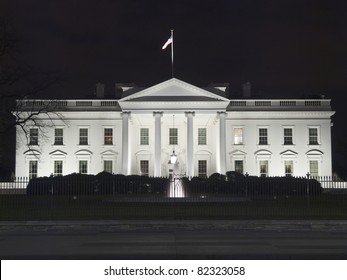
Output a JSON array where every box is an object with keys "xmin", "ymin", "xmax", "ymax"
[{"xmin": 0, "ymin": 17, "xmax": 63, "ymax": 177}]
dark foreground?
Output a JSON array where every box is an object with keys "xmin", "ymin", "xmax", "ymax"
[
  {"xmin": 1, "ymin": 193, "xmax": 347, "ymax": 220},
  {"xmin": 1, "ymin": 220, "xmax": 347, "ymax": 259}
]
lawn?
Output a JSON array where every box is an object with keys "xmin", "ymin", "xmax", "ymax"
[{"xmin": 0, "ymin": 193, "xmax": 346, "ymax": 220}]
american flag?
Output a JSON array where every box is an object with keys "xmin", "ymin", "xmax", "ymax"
[{"xmin": 162, "ymin": 36, "xmax": 173, "ymax": 49}]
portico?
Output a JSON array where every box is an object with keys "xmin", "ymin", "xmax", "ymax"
[{"xmin": 118, "ymin": 78, "xmax": 230, "ymax": 178}]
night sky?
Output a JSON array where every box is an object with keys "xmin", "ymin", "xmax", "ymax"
[
  {"xmin": 2, "ymin": 0, "xmax": 346, "ymax": 96},
  {"xmin": 2, "ymin": 0, "xmax": 347, "ymax": 173}
]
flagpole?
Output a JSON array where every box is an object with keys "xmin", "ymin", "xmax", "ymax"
[{"xmin": 171, "ymin": 29, "xmax": 174, "ymax": 78}]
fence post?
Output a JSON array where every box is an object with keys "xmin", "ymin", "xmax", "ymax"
[
  {"xmin": 306, "ymin": 172, "xmax": 311, "ymax": 217},
  {"xmin": 245, "ymin": 172, "xmax": 249, "ymax": 197},
  {"xmin": 50, "ymin": 178, "xmax": 54, "ymax": 219},
  {"xmin": 112, "ymin": 178, "xmax": 115, "ymax": 218}
]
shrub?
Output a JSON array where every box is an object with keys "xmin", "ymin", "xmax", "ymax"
[
  {"xmin": 182, "ymin": 175, "xmax": 322, "ymax": 196},
  {"xmin": 26, "ymin": 173, "xmax": 169, "ymax": 195}
]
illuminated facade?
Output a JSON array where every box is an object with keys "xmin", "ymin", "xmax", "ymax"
[{"xmin": 15, "ymin": 78, "xmax": 335, "ymax": 178}]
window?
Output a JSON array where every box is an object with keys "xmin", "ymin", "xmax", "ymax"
[
  {"xmin": 284, "ymin": 160, "xmax": 293, "ymax": 176},
  {"xmin": 54, "ymin": 160, "xmax": 63, "ymax": 176},
  {"xmin": 309, "ymin": 128, "xmax": 319, "ymax": 145},
  {"xmin": 169, "ymin": 128, "xmax": 178, "ymax": 145},
  {"xmin": 79, "ymin": 128, "xmax": 88, "ymax": 145},
  {"xmin": 29, "ymin": 161, "xmax": 38, "ymax": 179},
  {"xmin": 259, "ymin": 160, "xmax": 268, "ymax": 177},
  {"xmin": 258, "ymin": 128, "xmax": 268, "ymax": 145},
  {"xmin": 79, "ymin": 160, "xmax": 88, "ymax": 174},
  {"xmin": 104, "ymin": 128, "xmax": 113, "ymax": 145},
  {"xmin": 283, "ymin": 128, "xmax": 293, "ymax": 145},
  {"xmin": 103, "ymin": 160, "xmax": 113, "ymax": 173},
  {"xmin": 234, "ymin": 128, "xmax": 243, "ymax": 145},
  {"xmin": 309, "ymin": 160, "xmax": 319, "ymax": 177},
  {"xmin": 140, "ymin": 160, "xmax": 149, "ymax": 176},
  {"xmin": 54, "ymin": 128, "xmax": 63, "ymax": 145},
  {"xmin": 234, "ymin": 160, "xmax": 244, "ymax": 174},
  {"xmin": 198, "ymin": 160, "xmax": 207, "ymax": 178},
  {"xmin": 198, "ymin": 128, "xmax": 207, "ymax": 145},
  {"xmin": 29, "ymin": 128, "xmax": 38, "ymax": 145},
  {"xmin": 140, "ymin": 128, "xmax": 149, "ymax": 145}
]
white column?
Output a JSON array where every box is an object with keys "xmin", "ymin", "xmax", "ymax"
[
  {"xmin": 218, "ymin": 112, "xmax": 227, "ymax": 175},
  {"xmin": 153, "ymin": 112, "xmax": 163, "ymax": 177},
  {"xmin": 185, "ymin": 112, "xmax": 195, "ymax": 178},
  {"xmin": 121, "ymin": 112, "xmax": 130, "ymax": 175}
]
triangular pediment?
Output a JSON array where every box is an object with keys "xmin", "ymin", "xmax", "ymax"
[
  {"xmin": 119, "ymin": 78, "xmax": 229, "ymax": 102},
  {"xmin": 49, "ymin": 149, "xmax": 68, "ymax": 156},
  {"xmin": 280, "ymin": 149, "xmax": 298, "ymax": 156},
  {"xmin": 100, "ymin": 149, "xmax": 118, "ymax": 156},
  {"xmin": 229, "ymin": 149, "xmax": 247, "ymax": 156}
]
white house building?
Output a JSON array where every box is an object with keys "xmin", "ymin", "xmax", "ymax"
[{"xmin": 14, "ymin": 78, "xmax": 335, "ymax": 179}]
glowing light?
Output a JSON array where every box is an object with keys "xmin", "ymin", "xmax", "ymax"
[{"xmin": 170, "ymin": 151, "xmax": 177, "ymax": 164}]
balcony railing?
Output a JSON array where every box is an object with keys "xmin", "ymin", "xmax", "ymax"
[{"xmin": 229, "ymin": 99, "xmax": 330, "ymax": 110}]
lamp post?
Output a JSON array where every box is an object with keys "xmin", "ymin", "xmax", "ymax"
[
  {"xmin": 169, "ymin": 115, "xmax": 178, "ymax": 197},
  {"xmin": 170, "ymin": 151, "xmax": 177, "ymax": 164}
]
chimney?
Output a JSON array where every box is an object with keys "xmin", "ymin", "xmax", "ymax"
[
  {"xmin": 96, "ymin": 82, "xmax": 105, "ymax": 98},
  {"xmin": 242, "ymin": 81, "xmax": 251, "ymax": 98}
]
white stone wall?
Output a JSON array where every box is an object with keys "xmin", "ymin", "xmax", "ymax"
[
  {"xmin": 15, "ymin": 111, "xmax": 123, "ymax": 178},
  {"xmin": 226, "ymin": 111, "xmax": 333, "ymax": 177},
  {"xmin": 14, "ymin": 102, "xmax": 334, "ymax": 179},
  {"xmin": 15, "ymin": 109, "xmax": 333, "ymax": 178}
]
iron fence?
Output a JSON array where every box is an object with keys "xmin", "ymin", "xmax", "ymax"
[{"xmin": 0, "ymin": 175, "xmax": 346, "ymax": 220}]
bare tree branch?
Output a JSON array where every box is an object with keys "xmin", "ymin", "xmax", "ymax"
[{"xmin": 0, "ymin": 17, "xmax": 64, "ymax": 136}]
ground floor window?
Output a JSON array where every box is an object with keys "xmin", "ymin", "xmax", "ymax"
[
  {"xmin": 29, "ymin": 160, "xmax": 38, "ymax": 179},
  {"xmin": 309, "ymin": 160, "xmax": 319, "ymax": 177},
  {"xmin": 259, "ymin": 160, "xmax": 268, "ymax": 177},
  {"xmin": 284, "ymin": 160, "xmax": 293, "ymax": 177},
  {"xmin": 140, "ymin": 160, "xmax": 149, "ymax": 176},
  {"xmin": 103, "ymin": 160, "xmax": 113, "ymax": 174},
  {"xmin": 198, "ymin": 160, "xmax": 207, "ymax": 178},
  {"xmin": 234, "ymin": 160, "xmax": 244, "ymax": 174},
  {"xmin": 54, "ymin": 160, "xmax": 63, "ymax": 176},
  {"xmin": 79, "ymin": 160, "xmax": 88, "ymax": 174}
]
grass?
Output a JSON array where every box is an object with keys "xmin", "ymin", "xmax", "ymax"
[{"xmin": 0, "ymin": 193, "xmax": 346, "ymax": 221}]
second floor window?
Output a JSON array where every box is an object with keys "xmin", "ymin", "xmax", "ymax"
[
  {"xmin": 169, "ymin": 128, "xmax": 178, "ymax": 145},
  {"xmin": 283, "ymin": 128, "xmax": 293, "ymax": 145},
  {"xmin": 198, "ymin": 128, "xmax": 207, "ymax": 145},
  {"xmin": 258, "ymin": 128, "xmax": 268, "ymax": 145},
  {"xmin": 104, "ymin": 128, "xmax": 113, "ymax": 145},
  {"xmin": 309, "ymin": 128, "xmax": 319, "ymax": 145},
  {"xmin": 79, "ymin": 128, "xmax": 88, "ymax": 145},
  {"xmin": 140, "ymin": 128, "xmax": 149, "ymax": 145},
  {"xmin": 234, "ymin": 128, "xmax": 243, "ymax": 145},
  {"xmin": 29, "ymin": 128, "xmax": 38, "ymax": 145},
  {"xmin": 54, "ymin": 128, "xmax": 63, "ymax": 145}
]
